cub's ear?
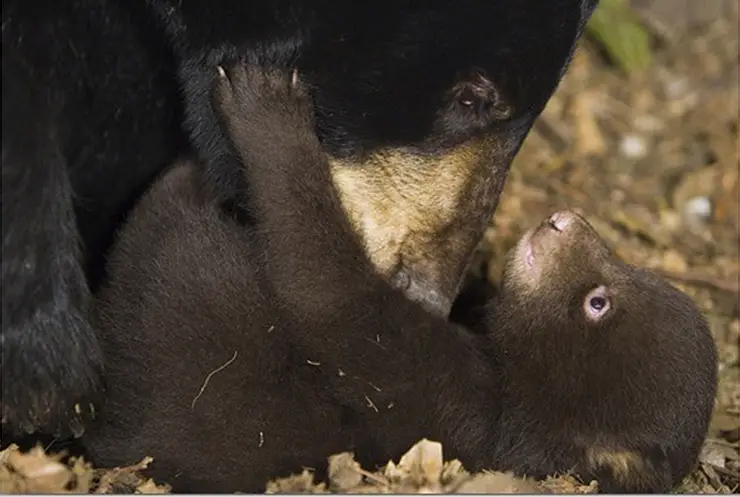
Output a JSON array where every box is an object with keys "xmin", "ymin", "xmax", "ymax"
[{"xmin": 583, "ymin": 445, "xmax": 674, "ymax": 493}]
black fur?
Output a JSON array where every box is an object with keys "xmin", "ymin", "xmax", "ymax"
[
  {"xmin": 1, "ymin": 0, "xmax": 599, "ymax": 437},
  {"xmin": 1, "ymin": 46, "xmax": 102, "ymax": 437},
  {"xmin": 1, "ymin": 0, "xmax": 181, "ymax": 438},
  {"xmin": 85, "ymin": 60, "xmax": 716, "ymax": 493}
]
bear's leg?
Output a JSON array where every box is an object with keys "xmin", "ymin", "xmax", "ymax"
[
  {"xmin": 211, "ymin": 60, "xmax": 497, "ymax": 465},
  {"xmin": 211, "ymin": 61, "xmax": 378, "ymax": 317},
  {"xmin": 1, "ymin": 53, "xmax": 101, "ymax": 439}
]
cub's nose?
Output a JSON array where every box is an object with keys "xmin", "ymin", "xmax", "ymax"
[
  {"xmin": 547, "ymin": 210, "xmax": 580, "ymax": 232},
  {"xmin": 390, "ymin": 268, "xmax": 453, "ymax": 318}
]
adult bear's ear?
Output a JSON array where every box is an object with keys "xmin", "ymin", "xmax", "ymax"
[
  {"xmin": 450, "ymin": 68, "xmax": 513, "ymax": 122},
  {"xmin": 434, "ymin": 68, "xmax": 516, "ymax": 141}
]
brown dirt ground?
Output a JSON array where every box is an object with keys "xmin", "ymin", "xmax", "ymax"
[{"xmin": 1, "ymin": 4, "xmax": 738, "ymax": 494}]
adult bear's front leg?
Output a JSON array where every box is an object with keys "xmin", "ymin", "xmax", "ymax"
[{"xmin": 1, "ymin": 52, "xmax": 102, "ymax": 439}]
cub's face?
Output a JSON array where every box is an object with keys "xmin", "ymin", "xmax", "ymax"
[{"xmin": 301, "ymin": 1, "xmax": 598, "ymax": 316}]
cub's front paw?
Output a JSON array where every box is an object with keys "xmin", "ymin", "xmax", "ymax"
[{"xmin": 213, "ymin": 61, "xmax": 313, "ymax": 150}]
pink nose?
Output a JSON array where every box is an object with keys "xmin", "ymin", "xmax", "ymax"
[{"xmin": 548, "ymin": 210, "xmax": 578, "ymax": 232}]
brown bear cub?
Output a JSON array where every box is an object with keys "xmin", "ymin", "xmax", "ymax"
[
  {"xmin": 85, "ymin": 60, "xmax": 717, "ymax": 493},
  {"xmin": 482, "ymin": 209, "xmax": 717, "ymax": 492}
]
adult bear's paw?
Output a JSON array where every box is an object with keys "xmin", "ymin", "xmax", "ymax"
[{"xmin": 2, "ymin": 305, "xmax": 103, "ymax": 439}]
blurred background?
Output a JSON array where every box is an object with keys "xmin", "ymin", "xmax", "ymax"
[{"xmin": 476, "ymin": 0, "xmax": 738, "ymax": 492}]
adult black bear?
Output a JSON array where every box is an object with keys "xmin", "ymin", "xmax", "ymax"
[
  {"xmin": 85, "ymin": 60, "xmax": 717, "ymax": 493},
  {"xmin": 1, "ymin": 0, "xmax": 599, "ymax": 438}
]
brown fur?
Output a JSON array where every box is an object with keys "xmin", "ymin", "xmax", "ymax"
[
  {"xmin": 84, "ymin": 62, "xmax": 717, "ymax": 494},
  {"xmin": 484, "ymin": 211, "xmax": 718, "ymax": 492}
]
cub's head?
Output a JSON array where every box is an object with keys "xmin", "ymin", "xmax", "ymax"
[{"xmin": 494, "ymin": 210, "xmax": 718, "ymax": 492}]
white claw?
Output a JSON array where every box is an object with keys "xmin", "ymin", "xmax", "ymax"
[
  {"xmin": 217, "ymin": 65, "xmax": 227, "ymax": 78},
  {"xmin": 291, "ymin": 69, "xmax": 299, "ymax": 87}
]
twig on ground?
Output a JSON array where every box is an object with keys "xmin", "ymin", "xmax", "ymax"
[
  {"xmin": 354, "ymin": 467, "xmax": 391, "ymax": 487},
  {"xmin": 191, "ymin": 351, "xmax": 239, "ymax": 410},
  {"xmin": 707, "ymin": 463, "xmax": 739, "ymax": 480}
]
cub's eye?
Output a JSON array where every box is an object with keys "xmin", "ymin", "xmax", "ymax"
[{"xmin": 583, "ymin": 285, "xmax": 611, "ymax": 322}]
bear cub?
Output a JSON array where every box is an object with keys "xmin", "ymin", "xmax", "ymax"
[{"xmin": 85, "ymin": 59, "xmax": 717, "ymax": 493}]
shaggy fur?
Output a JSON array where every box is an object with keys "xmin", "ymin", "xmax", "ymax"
[
  {"xmin": 85, "ymin": 61, "xmax": 716, "ymax": 493},
  {"xmin": 1, "ymin": 0, "xmax": 598, "ymax": 438}
]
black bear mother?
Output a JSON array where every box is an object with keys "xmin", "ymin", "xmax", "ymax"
[{"xmin": 1, "ymin": 0, "xmax": 598, "ymax": 438}]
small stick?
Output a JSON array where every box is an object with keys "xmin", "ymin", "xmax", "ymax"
[
  {"xmin": 191, "ymin": 351, "xmax": 239, "ymax": 409},
  {"xmin": 364, "ymin": 395, "xmax": 379, "ymax": 413},
  {"xmin": 704, "ymin": 462, "xmax": 740, "ymax": 480},
  {"xmin": 706, "ymin": 463, "xmax": 739, "ymax": 481},
  {"xmin": 355, "ymin": 468, "xmax": 390, "ymax": 487}
]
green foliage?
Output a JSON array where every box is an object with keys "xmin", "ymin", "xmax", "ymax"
[{"xmin": 586, "ymin": 0, "xmax": 653, "ymax": 74}]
